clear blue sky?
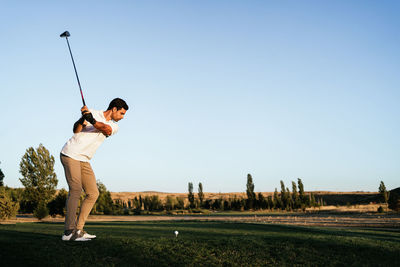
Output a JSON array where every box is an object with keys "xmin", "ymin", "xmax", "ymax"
[{"xmin": 1, "ymin": 1, "xmax": 399, "ymax": 193}]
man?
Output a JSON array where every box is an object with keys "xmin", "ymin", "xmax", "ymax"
[{"xmin": 60, "ymin": 98, "xmax": 128, "ymax": 241}]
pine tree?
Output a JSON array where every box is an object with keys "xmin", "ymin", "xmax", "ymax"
[
  {"xmin": 188, "ymin": 182, "xmax": 195, "ymax": 209},
  {"xmin": 198, "ymin": 182, "xmax": 204, "ymax": 208},
  {"xmin": 19, "ymin": 144, "xmax": 58, "ymax": 211},
  {"xmin": 0, "ymin": 187, "xmax": 19, "ymax": 220},
  {"xmin": 246, "ymin": 174, "xmax": 256, "ymax": 210},
  {"xmin": 379, "ymin": 181, "xmax": 389, "ymax": 204}
]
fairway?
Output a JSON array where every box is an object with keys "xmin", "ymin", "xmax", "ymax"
[{"xmin": 1, "ymin": 221, "xmax": 399, "ymax": 266}]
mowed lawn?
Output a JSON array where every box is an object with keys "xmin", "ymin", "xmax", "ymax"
[{"xmin": 0, "ymin": 221, "xmax": 399, "ymax": 266}]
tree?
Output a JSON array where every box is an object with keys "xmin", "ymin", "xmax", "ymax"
[
  {"xmin": 0, "ymin": 188, "xmax": 19, "ymax": 220},
  {"xmin": 267, "ymin": 196, "xmax": 274, "ymax": 210},
  {"xmin": 246, "ymin": 174, "xmax": 256, "ymax": 210},
  {"xmin": 149, "ymin": 195, "xmax": 162, "ymax": 211},
  {"xmin": 19, "ymin": 144, "xmax": 58, "ymax": 212},
  {"xmin": 0, "ymin": 161, "xmax": 4, "ymax": 187},
  {"xmin": 165, "ymin": 195, "xmax": 177, "ymax": 211},
  {"xmin": 388, "ymin": 187, "xmax": 400, "ymax": 211},
  {"xmin": 280, "ymin": 181, "xmax": 287, "ymax": 210},
  {"xmin": 47, "ymin": 189, "xmax": 68, "ymax": 217},
  {"xmin": 273, "ymin": 188, "xmax": 281, "ymax": 209},
  {"xmin": 286, "ymin": 187, "xmax": 292, "ymax": 211},
  {"xmin": 379, "ymin": 181, "xmax": 389, "ymax": 204},
  {"xmin": 188, "ymin": 182, "xmax": 195, "ymax": 209},
  {"xmin": 257, "ymin": 192, "xmax": 267, "ymax": 210},
  {"xmin": 92, "ymin": 180, "xmax": 114, "ymax": 215},
  {"xmin": 198, "ymin": 182, "xmax": 204, "ymax": 208},
  {"xmin": 292, "ymin": 181, "xmax": 300, "ymax": 209},
  {"xmin": 298, "ymin": 178, "xmax": 307, "ymax": 208}
]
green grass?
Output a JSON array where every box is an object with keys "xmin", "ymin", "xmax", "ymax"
[{"xmin": 1, "ymin": 221, "xmax": 399, "ymax": 266}]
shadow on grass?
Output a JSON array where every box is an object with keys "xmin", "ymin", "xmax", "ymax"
[{"xmin": 1, "ymin": 221, "xmax": 400, "ymax": 267}]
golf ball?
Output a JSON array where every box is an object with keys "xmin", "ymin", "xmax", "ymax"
[{"xmin": 174, "ymin": 231, "xmax": 179, "ymax": 236}]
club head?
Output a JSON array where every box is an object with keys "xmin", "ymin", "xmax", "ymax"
[{"xmin": 60, "ymin": 31, "xmax": 70, "ymax": 38}]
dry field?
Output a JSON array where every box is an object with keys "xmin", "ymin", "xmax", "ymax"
[
  {"xmin": 3, "ymin": 204, "xmax": 399, "ymax": 228},
  {"xmin": 110, "ymin": 190, "xmax": 379, "ymax": 202}
]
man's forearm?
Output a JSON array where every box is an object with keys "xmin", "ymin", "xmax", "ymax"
[
  {"xmin": 92, "ymin": 121, "xmax": 112, "ymax": 136},
  {"xmin": 73, "ymin": 117, "xmax": 86, "ymax": 133}
]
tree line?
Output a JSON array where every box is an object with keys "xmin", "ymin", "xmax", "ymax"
[{"xmin": 0, "ymin": 144, "xmax": 396, "ymax": 219}]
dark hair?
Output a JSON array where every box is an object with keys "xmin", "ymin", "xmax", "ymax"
[{"xmin": 107, "ymin": 98, "xmax": 129, "ymax": 111}]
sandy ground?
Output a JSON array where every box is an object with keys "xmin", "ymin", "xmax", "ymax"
[{"xmin": 2, "ymin": 211, "xmax": 400, "ymax": 228}]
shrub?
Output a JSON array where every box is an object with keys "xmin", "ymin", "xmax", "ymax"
[
  {"xmin": 48, "ymin": 189, "xmax": 68, "ymax": 217},
  {"xmin": 0, "ymin": 189, "xmax": 19, "ymax": 220},
  {"xmin": 33, "ymin": 201, "xmax": 49, "ymax": 220}
]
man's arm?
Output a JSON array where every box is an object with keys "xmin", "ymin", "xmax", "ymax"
[
  {"xmin": 92, "ymin": 121, "xmax": 112, "ymax": 136},
  {"xmin": 73, "ymin": 117, "xmax": 86, "ymax": 133},
  {"xmin": 81, "ymin": 106, "xmax": 112, "ymax": 136}
]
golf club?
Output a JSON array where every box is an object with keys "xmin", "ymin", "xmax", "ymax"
[{"xmin": 60, "ymin": 31, "xmax": 86, "ymax": 106}]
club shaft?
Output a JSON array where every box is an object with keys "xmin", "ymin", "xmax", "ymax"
[{"xmin": 65, "ymin": 37, "xmax": 86, "ymax": 106}]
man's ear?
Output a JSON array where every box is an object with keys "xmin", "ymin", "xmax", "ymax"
[{"xmin": 112, "ymin": 107, "xmax": 118, "ymax": 112}]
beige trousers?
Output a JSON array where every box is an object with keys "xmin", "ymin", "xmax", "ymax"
[{"xmin": 60, "ymin": 154, "xmax": 99, "ymax": 231}]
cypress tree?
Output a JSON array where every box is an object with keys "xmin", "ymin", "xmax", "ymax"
[
  {"xmin": 292, "ymin": 181, "xmax": 300, "ymax": 210},
  {"xmin": 188, "ymin": 182, "xmax": 195, "ymax": 209},
  {"xmin": 280, "ymin": 181, "xmax": 287, "ymax": 210},
  {"xmin": 286, "ymin": 187, "xmax": 292, "ymax": 211},
  {"xmin": 298, "ymin": 178, "xmax": 307, "ymax": 208},
  {"xmin": 198, "ymin": 182, "xmax": 204, "ymax": 208},
  {"xmin": 267, "ymin": 195, "xmax": 274, "ymax": 210},
  {"xmin": 246, "ymin": 174, "xmax": 256, "ymax": 210},
  {"xmin": 273, "ymin": 188, "xmax": 281, "ymax": 209}
]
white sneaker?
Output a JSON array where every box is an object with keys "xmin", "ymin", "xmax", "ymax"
[
  {"xmin": 61, "ymin": 233, "xmax": 73, "ymax": 241},
  {"xmin": 82, "ymin": 230, "xmax": 96, "ymax": 239},
  {"xmin": 70, "ymin": 230, "xmax": 91, "ymax": 241}
]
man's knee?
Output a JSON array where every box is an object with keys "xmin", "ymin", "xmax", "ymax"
[
  {"xmin": 87, "ymin": 189, "xmax": 99, "ymax": 201},
  {"xmin": 68, "ymin": 188, "xmax": 82, "ymax": 198}
]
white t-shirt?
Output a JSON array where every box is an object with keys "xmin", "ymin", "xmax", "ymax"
[{"xmin": 61, "ymin": 109, "xmax": 119, "ymax": 162}]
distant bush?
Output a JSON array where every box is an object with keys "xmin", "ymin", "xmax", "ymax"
[
  {"xmin": 48, "ymin": 189, "xmax": 68, "ymax": 217},
  {"xmin": 33, "ymin": 201, "xmax": 49, "ymax": 220},
  {"xmin": 377, "ymin": 206, "xmax": 384, "ymax": 213},
  {"xmin": 388, "ymin": 187, "xmax": 400, "ymax": 212},
  {"xmin": 0, "ymin": 189, "xmax": 19, "ymax": 220}
]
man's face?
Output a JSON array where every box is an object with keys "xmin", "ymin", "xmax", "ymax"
[{"xmin": 111, "ymin": 107, "xmax": 127, "ymax": 122}]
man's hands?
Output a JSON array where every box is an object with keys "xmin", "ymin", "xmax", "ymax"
[
  {"xmin": 81, "ymin": 106, "xmax": 97, "ymax": 125},
  {"xmin": 75, "ymin": 106, "xmax": 112, "ymax": 136}
]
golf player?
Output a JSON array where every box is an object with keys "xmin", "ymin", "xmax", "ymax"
[{"xmin": 60, "ymin": 98, "xmax": 128, "ymax": 241}]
